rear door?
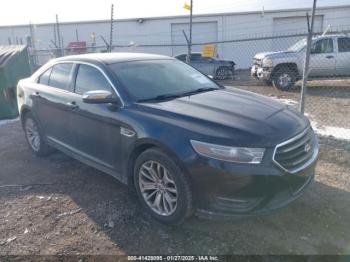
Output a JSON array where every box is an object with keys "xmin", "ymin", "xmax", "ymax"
[
  {"xmin": 32, "ymin": 63, "xmax": 77, "ymax": 147},
  {"xmin": 335, "ymin": 37, "xmax": 350, "ymax": 76},
  {"xmin": 309, "ymin": 38, "xmax": 336, "ymax": 77},
  {"xmin": 69, "ymin": 63, "xmax": 123, "ymax": 175}
]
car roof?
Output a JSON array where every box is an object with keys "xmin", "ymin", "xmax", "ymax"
[
  {"xmin": 54, "ymin": 52, "xmax": 173, "ymax": 65},
  {"xmin": 175, "ymin": 52, "xmax": 201, "ymax": 57},
  {"xmin": 314, "ymin": 34, "xmax": 349, "ymax": 40}
]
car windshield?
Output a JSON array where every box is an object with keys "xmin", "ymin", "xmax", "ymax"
[
  {"xmin": 109, "ymin": 59, "xmax": 220, "ymax": 102},
  {"xmin": 287, "ymin": 38, "xmax": 307, "ymax": 52}
]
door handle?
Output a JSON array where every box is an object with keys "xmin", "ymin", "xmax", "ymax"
[
  {"xmin": 326, "ymin": 55, "xmax": 334, "ymax": 59},
  {"xmin": 66, "ymin": 101, "xmax": 79, "ymax": 110},
  {"xmin": 30, "ymin": 91, "xmax": 41, "ymax": 98}
]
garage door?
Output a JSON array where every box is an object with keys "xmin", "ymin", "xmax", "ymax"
[
  {"xmin": 171, "ymin": 22, "xmax": 218, "ymax": 56},
  {"xmin": 272, "ymin": 16, "xmax": 323, "ymax": 51}
]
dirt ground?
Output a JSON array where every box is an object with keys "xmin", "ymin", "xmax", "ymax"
[{"xmin": 0, "ymin": 75, "xmax": 350, "ymax": 256}]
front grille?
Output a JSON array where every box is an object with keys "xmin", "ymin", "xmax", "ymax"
[
  {"xmin": 253, "ymin": 58, "xmax": 262, "ymax": 66},
  {"xmin": 273, "ymin": 128, "xmax": 317, "ymax": 173}
]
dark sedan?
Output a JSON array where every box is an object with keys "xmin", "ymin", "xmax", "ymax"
[
  {"xmin": 174, "ymin": 53, "xmax": 235, "ymax": 80},
  {"xmin": 17, "ymin": 53, "xmax": 318, "ymax": 224}
]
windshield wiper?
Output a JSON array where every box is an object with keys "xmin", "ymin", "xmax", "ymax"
[
  {"xmin": 137, "ymin": 93, "xmax": 181, "ymax": 103},
  {"xmin": 137, "ymin": 87, "xmax": 219, "ymax": 103},
  {"xmin": 181, "ymin": 87, "xmax": 219, "ymax": 97}
]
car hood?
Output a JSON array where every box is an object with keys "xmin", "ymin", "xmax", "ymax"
[
  {"xmin": 254, "ymin": 51, "xmax": 299, "ymax": 60},
  {"xmin": 136, "ymin": 89, "xmax": 309, "ymax": 147}
]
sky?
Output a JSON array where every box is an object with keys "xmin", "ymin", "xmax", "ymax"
[{"xmin": 1, "ymin": 0, "xmax": 349, "ymax": 26}]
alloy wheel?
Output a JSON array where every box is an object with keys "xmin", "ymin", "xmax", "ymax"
[
  {"xmin": 138, "ymin": 160, "xmax": 178, "ymax": 216},
  {"xmin": 278, "ymin": 73, "xmax": 292, "ymax": 88},
  {"xmin": 217, "ymin": 67, "xmax": 231, "ymax": 80},
  {"xmin": 25, "ymin": 118, "xmax": 41, "ymax": 152}
]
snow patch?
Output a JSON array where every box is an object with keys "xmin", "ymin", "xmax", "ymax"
[
  {"xmin": 271, "ymin": 96, "xmax": 350, "ymax": 141},
  {"xmin": 311, "ymin": 121, "xmax": 350, "ymax": 141},
  {"xmin": 0, "ymin": 118, "xmax": 19, "ymax": 127},
  {"xmin": 270, "ymin": 97, "xmax": 298, "ymax": 107}
]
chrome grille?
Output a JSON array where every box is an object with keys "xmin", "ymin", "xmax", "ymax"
[
  {"xmin": 273, "ymin": 128, "xmax": 318, "ymax": 173},
  {"xmin": 253, "ymin": 58, "xmax": 262, "ymax": 66}
]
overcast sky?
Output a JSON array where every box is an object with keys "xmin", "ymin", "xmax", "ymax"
[{"xmin": 1, "ymin": 0, "xmax": 349, "ymax": 26}]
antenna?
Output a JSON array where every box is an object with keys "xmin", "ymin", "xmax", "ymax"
[{"xmin": 322, "ymin": 24, "xmax": 331, "ymax": 36}]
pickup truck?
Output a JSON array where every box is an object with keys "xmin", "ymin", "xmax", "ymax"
[{"xmin": 251, "ymin": 34, "xmax": 350, "ymax": 90}]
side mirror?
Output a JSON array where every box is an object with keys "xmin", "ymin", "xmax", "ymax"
[{"xmin": 82, "ymin": 90, "xmax": 120, "ymax": 105}]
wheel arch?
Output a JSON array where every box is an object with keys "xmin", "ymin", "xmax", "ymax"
[
  {"xmin": 19, "ymin": 105, "xmax": 32, "ymax": 125},
  {"xmin": 126, "ymin": 138, "xmax": 192, "ymax": 187},
  {"xmin": 271, "ymin": 63, "xmax": 300, "ymax": 79}
]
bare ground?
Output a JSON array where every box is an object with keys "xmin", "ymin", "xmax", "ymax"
[
  {"xmin": 0, "ymin": 123, "xmax": 349, "ymax": 255},
  {"xmin": 0, "ymin": 75, "xmax": 350, "ymax": 255}
]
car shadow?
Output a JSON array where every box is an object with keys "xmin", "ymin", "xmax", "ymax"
[{"xmin": 1, "ymin": 122, "xmax": 350, "ymax": 255}]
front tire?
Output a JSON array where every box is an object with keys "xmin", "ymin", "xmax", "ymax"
[
  {"xmin": 23, "ymin": 112, "xmax": 53, "ymax": 157},
  {"xmin": 272, "ymin": 68, "xmax": 296, "ymax": 91},
  {"xmin": 134, "ymin": 148, "xmax": 193, "ymax": 225},
  {"xmin": 262, "ymin": 79, "xmax": 273, "ymax": 86}
]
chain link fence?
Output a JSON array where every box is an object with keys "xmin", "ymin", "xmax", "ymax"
[{"xmin": 28, "ymin": 28, "xmax": 350, "ymax": 148}]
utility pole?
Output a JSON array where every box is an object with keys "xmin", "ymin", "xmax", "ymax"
[
  {"xmin": 300, "ymin": 0, "xmax": 317, "ymax": 114},
  {"xmin": 56, "ymin": 14, "xmax": 63, "ymax": 56},
  {"xmin": 29, "ymin": 22, "xmax": 38, "ymax": 66},
  {"xmin": 53, "ymin": 23, "xmax": 57, "ymax": 48},
  {"xmin": 75, "ymin": 29, "xmax": 79, "ymax": 42},
  {"xmin": 186, "ymin": 0, "xmax": 193, "ymax": 64},
  {"xmin": 109, "ymin": 4, "xmax": 114, "ymax": 52}
]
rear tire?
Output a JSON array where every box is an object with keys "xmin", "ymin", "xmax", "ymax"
[
  {"xmin": 272, "ymin": 68, "xmax": 296, "ymax": 91},
  {"xmin": 134, "ymin": 148, "xmax": 193, "ymax": 225},
  {"xmin": 216, "ymin": 66, "xmax": 233, "ymax": 80},
  {"xmin": 23, "ymin": 112, "xmax": 53, "ymax": 157}
]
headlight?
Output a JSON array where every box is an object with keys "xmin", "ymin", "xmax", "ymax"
[
  {"xmin": 262, "ymin": 57, "xmax": 273, "ymax": 67},
  {"xmin": 191, "ymin": 140, "xmax": 265, "ymax": 164}
]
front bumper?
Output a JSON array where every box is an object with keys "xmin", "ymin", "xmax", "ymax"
[
  {"xmin": 251, "ymin": 65, "xmax": 272, "ymax": 81},
  {"xmin": 188, "ymin": 146, "xmax": 318, "ymax": 219}
]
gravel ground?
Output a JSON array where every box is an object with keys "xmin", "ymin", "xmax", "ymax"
[{"xmin": 0, "ymin": 78, "xmax": 350, "ymax": 256}]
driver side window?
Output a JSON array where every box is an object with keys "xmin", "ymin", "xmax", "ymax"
[
  {"xmin": 311, "ymin": 38, "xmax": 334, "ymax": 54},
  {"xmin": 74, "ymin": 64, "xmax": 113, "ymax": 95}
]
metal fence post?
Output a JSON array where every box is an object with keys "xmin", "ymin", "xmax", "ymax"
[
  {"xmin": 109, "ymin": 4, "xmax": 114, "ymax": 53},
  {"xmin": 186, "ymin": 0, "xmax": 193, "ymax": 64},
  {"xmin": 300, "ymin": 0, "xmax": 317, "ymax": 114}
]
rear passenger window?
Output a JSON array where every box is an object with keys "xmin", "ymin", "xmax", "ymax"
[
  {"xmin": 74, "ymin": 64, "xmax": 112, "ymax": 95},
  {"xmin": 49, "ymin": 63, "xmax": 73, "ymax": 91},
  {"xmin": 38, "ymin": 68, "xmax": 52, "ymax": 85},
  {"xmin": 191, "ymin": 54, "xmax": 203, "ymax": 61},
  {"xmin": 338, "ymin": 37, "xmax": 350, "ymax": 52}
]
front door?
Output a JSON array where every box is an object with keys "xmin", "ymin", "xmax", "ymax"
[
  {"xmin": 309, "ymin": 38, "xmax": 336, "ymax": 77},
  {"xmin": 335, "ymin": 37, "xmax": 350, "ymax": 76},
  {"xmin": 68, "ymin": 63, "xmax": 123, "ymax": 175}
]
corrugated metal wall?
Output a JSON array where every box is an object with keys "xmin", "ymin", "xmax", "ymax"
[{"xmin": 0, "ymin": 5, "xmax": 349, "ymax": 68}]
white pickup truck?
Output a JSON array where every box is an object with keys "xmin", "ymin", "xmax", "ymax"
[{"xmin": 251, "ymin": 34, "xmax": 350, "ymax": 90}]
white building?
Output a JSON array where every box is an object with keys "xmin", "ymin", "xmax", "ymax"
[{"xmin": 0, "ymin": 5, "xmax": 349, "ymax": 68}]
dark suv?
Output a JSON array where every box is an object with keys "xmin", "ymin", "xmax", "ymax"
[{"xmin": 17, "ymin": 53, "xmax": 318, "ymax": 224}]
